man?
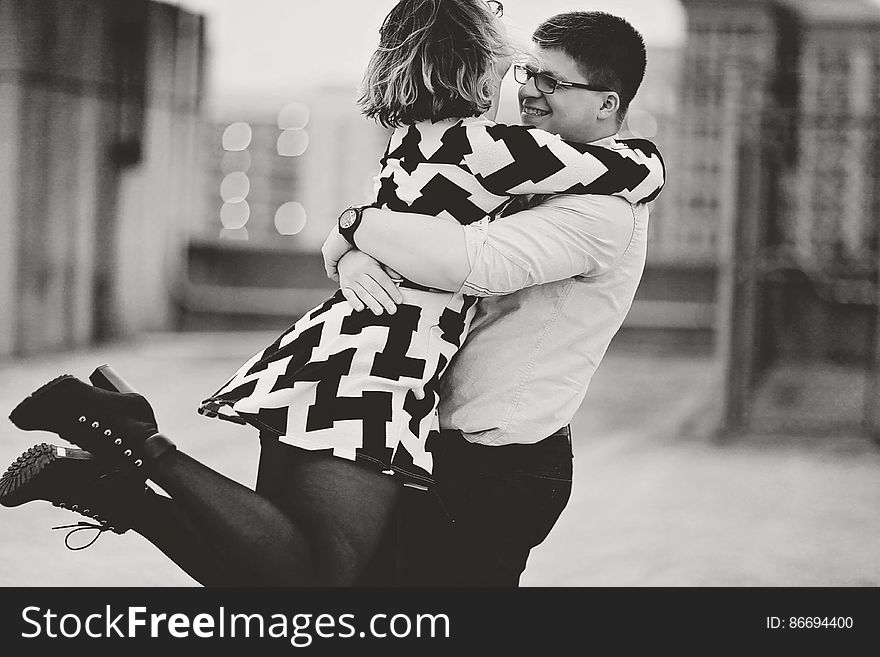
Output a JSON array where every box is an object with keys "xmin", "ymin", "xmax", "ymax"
[{"xmin": 323, "ymin": 11, "xmax": 664, "ymax": 586}]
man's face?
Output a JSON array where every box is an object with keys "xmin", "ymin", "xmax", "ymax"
[{"xmin": 517, "ymin": 47, "xmax": 607, "ymax": 143}]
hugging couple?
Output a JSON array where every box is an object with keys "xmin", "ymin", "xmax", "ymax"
[{"xmin": 1, "ymin": 1, "xmax": 664, "ymax": 587}]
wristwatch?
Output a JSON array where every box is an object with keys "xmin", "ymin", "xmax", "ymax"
[{"xmin": 338, "ymin": 205, "xmax": 366, "ymax": 248}]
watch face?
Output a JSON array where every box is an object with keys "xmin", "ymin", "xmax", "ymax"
[{"xmin": 340, "ymin": 209, "xmax": 356, "ymax": 229}]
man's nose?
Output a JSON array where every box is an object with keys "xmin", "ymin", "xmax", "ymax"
[{"xmin": 519, "ymin": 76, "xmax": 542, "ymax": 99}]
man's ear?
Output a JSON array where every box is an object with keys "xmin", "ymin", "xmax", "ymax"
[{"xmin": 597, "ymin": 92, "xmax": 620, "ymax": 120}]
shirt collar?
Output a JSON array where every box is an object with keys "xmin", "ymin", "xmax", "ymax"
[{"xmin": 589, "ymin": 133, "xmax": 620, "ymax": 147}]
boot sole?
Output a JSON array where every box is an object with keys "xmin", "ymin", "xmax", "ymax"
[{"xmin": 0, "ymin": 443, "xmax": 92, "ymax": 507}]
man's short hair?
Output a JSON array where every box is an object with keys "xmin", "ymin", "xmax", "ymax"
[{"xmin": 533, "ymin": 12, "xmax": 647, "ymax": 123}]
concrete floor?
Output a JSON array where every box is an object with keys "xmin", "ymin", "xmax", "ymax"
[{"xmin": 0, "ymin": 331, "xmax": 878, "ymax": 587}]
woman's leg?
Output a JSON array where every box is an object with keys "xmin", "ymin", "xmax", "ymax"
[
  {"xmin": 0, "ymin": 444, "xmax": 246, "ymax": 586},
  {"xmin": 118, "ymin": 435, "xmax": 291, "ymax": 586},
  {"xmin": 268, "ymin": 446, "xmax": 402, "ymax": 585},
  {"xmin": 126, "ymin": 492, "xmax": 248, "ymax": 586},
  {"xmin": 8, "ymin": 376, "xmax": 399, "ymax": 586},
  {"xmin": 131, "ymin": 442, "xmax": 400, "ymax": 586}
]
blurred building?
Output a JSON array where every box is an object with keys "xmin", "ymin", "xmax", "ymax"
[
  {"xmin": 782, "ymin": 1, "xmax": 880, "ymax": 278},
  {"xmin": 202, "ymin": 118, "xmax": 306, "ymax": 244},
  {"xmin": 0, "ymin": 0, "xmax": 206, "ymax": 356},
  {"xmin": 615, "ymin": 45, "xmax": 720, "ymax": 343},
  {"xmin": 666, "ymin": 0, "xmax": 880, "ymax": 278},
  {"xmin": 668, "ymin": 0, "xmax": 880, "ymax": 436},
  {"xmin": 294, "ymin": 86, "xmax": 392, "ymax": 249},
  {"xmin": 182, "ymin": 85, "xmax": 389, "ymax": 327},
  {"xmin": 197, "ymin": 87, "xmax": 388, "ymax": 247}
]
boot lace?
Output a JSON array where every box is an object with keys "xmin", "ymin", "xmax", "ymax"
[
  {"xmin": 50, "ymin": 521, "xmax": 115, "ymax": 550},
  {"xmin": 50, "ymin": 501, "xmax": 119, "ymax": 550}
]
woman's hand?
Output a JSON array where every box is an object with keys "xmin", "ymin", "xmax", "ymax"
[
  {"xmin": 337, "ymin": 250, "xmax": 403, "ymax": 315},
  {"xmin": 321, "ymin": 226, "xmax": 354, "ymax": 283},
  {"xmin": 321, "ymin": 227, "xmax": 354, "ymax": 282}
]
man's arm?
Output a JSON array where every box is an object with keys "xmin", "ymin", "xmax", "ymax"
[{"xmin": 347, "ymin": 195, "xmax": 635, "ymax": 296}]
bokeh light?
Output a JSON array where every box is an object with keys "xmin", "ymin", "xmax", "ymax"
[
  {"xmin": 277, "ymin": 129, "xmax": 309, "ymax": 157},
  {"xmin": 220, "ymin": 200, "xmax": 250, "ymax": 229},
  {"xmin": 220, "ymin": 172, "xmax": 250, "ymax": 203},
  {"xmin": 274, "ymin": 201, "xmax": 307, "ymax": 235},
  {"xmin": 221, "ymin": 150, "xmax": 251, "ymax": 175},
  {"xmin": 625, "ymin": 108, "xmax": 659, "ymax": 139},
  {"xmin": 222, "ymin": 122, "xmax": 252, "ymax": 151},
  {"xmin": 277, "ymin": 102, "xmax": 310, "ymax": 130}
]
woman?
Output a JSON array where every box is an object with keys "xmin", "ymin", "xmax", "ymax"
[{"xmin": 197, "ymin": 0, "xmax": 661, "ymax": 486}]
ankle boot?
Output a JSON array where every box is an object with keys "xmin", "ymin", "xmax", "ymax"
[
  {"xmin": 0, "ymin": 442, "xmax": 157, "ymax": 548},
  {"xmin": 8, "ymin": 374, "xmax": 176, "ymax": 473}
]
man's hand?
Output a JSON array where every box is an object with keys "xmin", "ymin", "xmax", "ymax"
[
  {"xmin": 321, "ymin": 227, "xmax": 354, "ymax": 282},
  {"xmin": 337, "ymin": 250, "xmax": 403, "ymax": 315}
]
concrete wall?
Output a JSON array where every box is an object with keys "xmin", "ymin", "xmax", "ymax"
[{"xmin": 0, "ymin": 0, "xmax": 206, "ymax": 356}]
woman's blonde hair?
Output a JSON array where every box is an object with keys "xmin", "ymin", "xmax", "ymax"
[{"xmin": 359, "ymin": 0, "xmax": 512, "ymax": 128}]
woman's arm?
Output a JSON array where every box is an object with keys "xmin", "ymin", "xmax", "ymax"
[
  {"xmin": 322, "ymin": 211, "xmax": 470, "ymax": 292},
  {"xmin": 325, "ymin": 192, "xmax": 636, "ymax": 295},
  {"xmin": 463, "ymin": 122, "xmax": 665, "ymax": 205}
]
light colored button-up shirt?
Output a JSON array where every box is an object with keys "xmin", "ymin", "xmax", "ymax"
[{"xmin": 438, "ymin": 189, "xmax": 650, "ymax": 446}]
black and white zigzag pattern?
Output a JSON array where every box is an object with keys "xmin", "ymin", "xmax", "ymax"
[{"xmin": 199, "ymin": 117, "xmax": 664, "ymax": 485}]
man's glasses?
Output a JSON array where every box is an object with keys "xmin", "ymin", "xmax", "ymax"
[
  {"xmin": 513, "ymin": 64, "xmax": 614, "ymax": 95},
  {"xmin": 486, "ymin": 1, "xmax": 503, "ymax": 17}
]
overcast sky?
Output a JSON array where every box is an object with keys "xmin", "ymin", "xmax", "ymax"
[{"xmin": 166, "ymin": 0, "xmax": 687, "ymax": 108}]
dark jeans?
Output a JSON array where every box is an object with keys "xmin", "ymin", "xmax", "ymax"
[{"xmin": 360, "ymin": 426, "xmax": 574, "ymax": 587}]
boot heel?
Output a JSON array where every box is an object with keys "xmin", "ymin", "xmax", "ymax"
[{"xmin": 89, "ymin": 365, "xmax": 136, "ymax": 394}]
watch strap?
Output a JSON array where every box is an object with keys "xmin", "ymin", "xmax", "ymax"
[{"xmin": 338, "ymin": 206, "xmax": 365, "ymax": 248}]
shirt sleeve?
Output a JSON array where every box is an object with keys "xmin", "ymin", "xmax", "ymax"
[
  {"xmin": 462, "ymin": 121, "xmax": 665, "ymax": 205},
  {"xmin": 459, "ymin": 194, "xmax": 636, "ymax": 297}
]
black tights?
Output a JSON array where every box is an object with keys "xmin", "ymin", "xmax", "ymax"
[{"xmin": 125, "ymin": 437, "xmax": 400, "ymax": 586}]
